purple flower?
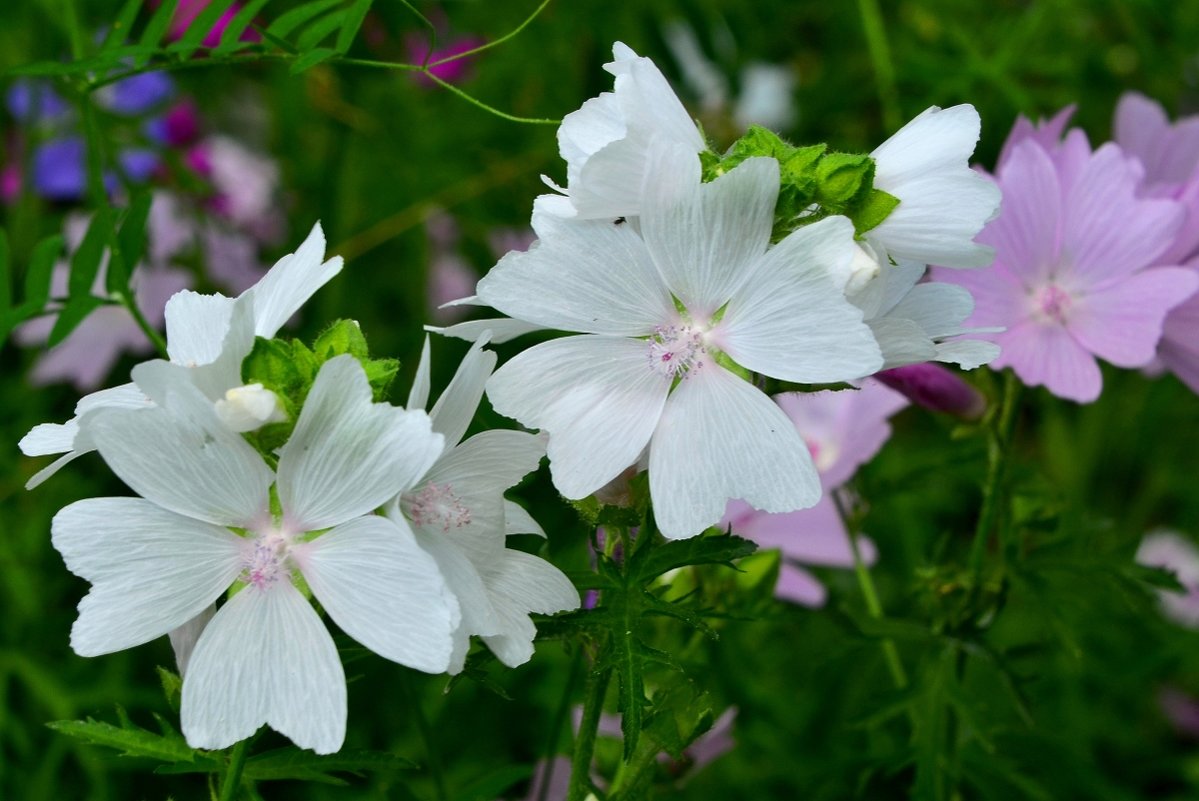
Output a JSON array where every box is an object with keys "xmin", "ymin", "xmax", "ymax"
[
  {"xmin": 934, "ymin": 139, "xmax": 1196, "ymax": 403},
  {"xmin": 720, "ymin": 381, "xmax": 907, "ymax": 606},
  {"xmin": 6, "ymin": 80, "xmax": 71, "ymax": 123},
  {"xmin": 32, "ymin": 137, "xmax": 87, "ymax": 200},
  {"xmin": 98, "ymin": 71, "xmax": 175, "ymax": 115},
  {"xmin": 876, "ymin": 363, "xmax": 986, "ymax": 420},
  {"xmin": 406, "ymin": 35, "xmax": 485, "ymax": 85}
]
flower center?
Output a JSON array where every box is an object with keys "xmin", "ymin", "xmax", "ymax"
[
  {"xmin": 1032, "ymin": 283, "xmax": 1073, "ymax": 325},
  {"xmin": 408, "ymin": 482, "xmax": 472, "ymax": 531},
  {"xmin": 647, "ymin": 324, "xmax": 707, "ymax": 379},
  {"xmin": 241, "ymin": 530, "xmax": 294, "ymax": 590}
]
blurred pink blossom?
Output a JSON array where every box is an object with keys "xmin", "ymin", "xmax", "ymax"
[
  {"xmin": 168, "ymin": 0, "xmax": 261, "ymax": 48},
  {"xmin": 406, "ymin": 35, "xmax": 485, "ymax": 85},
  {"xmin": 721, "ymin": 381, "xmax": 907, "ymax": 607},
  {"xmin": 1137, "ymin": 530, "xmax": 1199, "ymax": 629},
  {"xmin": 425, "ymin": 212, "xmax": 477, "ymax": 323}
]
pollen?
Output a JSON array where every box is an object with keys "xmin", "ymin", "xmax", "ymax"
[
  {"xmin": 408, "ymin": 482, "xmax": 472, "ymax": 532},
  {"xmin": 241, "ymin": 531, "xmax": 293, "ymax": 590},
  {"xmin": 1031, "ymin": 283, "xmax": 1074, "ymax": 326},
  {"xmin": 647, "ymin": 324, "xmax": 707, "ymax": 379}
]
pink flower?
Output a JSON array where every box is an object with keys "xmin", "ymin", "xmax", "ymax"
[
  {"xmin": 720, "ymin": 381, "xmax": 907, "ymax": 607},
  {"xmin": 934, "ymin": 138, "xmax": 1196, "ymax": 403},
  {"xmin": 876, "ymin": 363, "xmax": 986, "ymax": 420},
  {"xmin": 1137, "ymin": 530, "xmax": 1199, "ymax": 629},
  {"xmin": 406, "ymin": 35, "xmax": 485, "ymax": 86},
  {"xmin": 168, "ymin": 0, "xmax": 261, "ymax": 49},
  {"xmin": 424, "ymin": 212, "xmax": 477, "ymax": 323}
]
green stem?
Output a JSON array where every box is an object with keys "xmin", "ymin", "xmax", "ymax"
[
  {"xmin": 426, "ymin": 0, "xmax": 555, "ymax": 69},
  {"xmin": 116, "ymin": 288, "xmax": 169, "ymax": 359},
  {"xmin": 537, "ymin": 651, "xmax": 583, "ymax": 801},
  {"xmin": 217, "ymin": 739, "xmax": 249, "ymax": 801},
  {"xmin": 837, "ymin": 491, "xmax": 907, "ymax": 689},
  {"xmin": 607, "ymin": 737, "xmax": 660, "ymax": 799},
  {"xmin": 567, "ymin": 663, "xmax": 611, "ymax": 801},
  {"xmin": 967, "ymin": 370, "xmax": 1022, "ymax": 577},
  {"xmin": 401, "ymin": 675, "xmax": 449, "ymax": 801},
  {"xmin": 856, "ymin": 0, "xmax": 902, "ymax": 132}
]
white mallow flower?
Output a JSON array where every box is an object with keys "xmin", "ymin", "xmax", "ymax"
[
  {"xmin": 20, "ymin": 222, "xmax": 342, "ymax": 488},
  {"xmin": 848, "ymin": 250, "xmax": 1001, "ymax": 370},
  {"xmin": 867, "ymin": 104, "xmax": 1002, "ymax": 269},
  {"xmin": 473, "ymin": 140, "xmax": 883, "ymax": 539},
  {"xmin": 52, "ymin": 355, "xmax": 458, "ymax": 754},
  {"xmin": 537, "ymin": 41, "xmax": 707, "ymax": 221},
  {"xmin": 396, "ymin": 337, "xmax": 579, "ymax": 672}
]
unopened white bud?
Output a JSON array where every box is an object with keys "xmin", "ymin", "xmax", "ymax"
[
  {"xmin": 845, "ymin": 242, "xmax": 883, "ymax": 296},
  {"xmin": 214, "ymin": 383, "xmax": 287, "ymax": 433}
]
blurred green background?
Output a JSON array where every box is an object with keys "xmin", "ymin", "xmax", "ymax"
[{"xmin": 2, "ymin": 0, "xmax": 1199, "ymax": 798}]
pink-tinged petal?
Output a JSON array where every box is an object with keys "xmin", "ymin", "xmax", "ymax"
[
  {"xmin": 730, "ymin": 496, "xmax": 846, "ymax": 555},
  {"xmin": 641, "ymin": 143, "xmax": 777, "ymax": 317},
  {"xmin": 1114, "ymin": 92, "xmax": 1171, "ymax": 176},
  {"xmin": 996, "ymin": 106, "xmax": 1075, "ymax": 171},
  {"xmin": 930, "ymin": 263, "xmax": 1025, "ymax": 331},
  {"xmin": 1160, "ymin": 265, "xmax": 1199, "ymax": 393},
  {"xmin": 775, "ymin": 563, "xmax": 827, "ymax": 607},
  {"xmin": 91, "ymin": 361, "xmax": 273, "ymax": 527},
  {"xmin": 1158, "ymin": 177, "xmax": 1199, "ymax": 266},
  {"xmin": 277, "ymin": 356, "xmax": 444, "ymax": 531},
  {"xmin": 297, "ymin": 515, "xmax": 459, "ymax": 673},
  {"xmin": 486, "ymin": 335, "xmax": 670, "ymax": 500},
  {"xmin": 1052, "ymin": 129, "xmax": 1093, "ymax": 197},
  {"xmin": 649, "ymin": 365, "xmax": 818, "ymax": 540},
  {"xmin": 718, "ymin": 216, "xmax": 883, "ymax": 383},
  {"xmin": 475, "ymin": 213, "xmax": 674, "ymax": 337},
  {"xmin": 1069, "ymin": 267, "xmax": 1199, "ymax": 367},
  {"xmin": 979, "ymin": 141, "xmax": 1062, "ymax": 286},
  {"xmin": 52, "ymin": 498, "xmax": 243, "ymax": 656},
  {"xmin": 1064, "ymin": 143, "xmax": 1184, "ymax": 285},
  {"xmin": 993, "ymin": 322, "xmax": 1103, "ymax": 403},
  {"xmin": 182, "ymin": 581, "xmax": 346, "ymax": 754}
]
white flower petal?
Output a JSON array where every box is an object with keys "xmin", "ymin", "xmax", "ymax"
[
  {"xmin": 20, "ymin": 420, "xmax": 78, "ymax": 457},
  {"xmin": 250, "ymin": 222, "xmax": 344, "ymax": 338},
  {"xmin": 869, "ymin": 317, "xmax": 939, "ymax": 368},
  {"xmin": 641, "ymin": 143, "xmax": 777, "ymax": 317},
  {"xmin": 169, "ymin": 605, "xmax": 215, "ymax": 677},
  {"xmin": 476, "ymin": 216, "xmax": 673, "ymax": 337},
  {"xmin": 412, "ymin": 526, "xmax": 501, "ymax": 658},
  {"xmin": 297, "ymin": 515, "xmax": 459, "ymax": 673},
  {"xmin": 888, "ymin": 282, "xmax": 976, "ymax": 339},
  {"xmin": 52, "ymin": 498, "xmax": 243, "ymax": 656},
  {"xmin": 91, "ymin": 363, "xmax": 273, "ymax": 527},
  {"xmin": 182, "ymin": 581, "xmax": 346, "ymax": 754},
  {"xmin": 649, "ymin": 366, "xmax": 819, "ymax": 539},
  {"xmin": 934, "ymin": 338, "xmax": 1001, "ymax": 369},
  {"xmin": 429, "ymin": 337, "xmax": 496, "ymax": 450},
  {"xmin": 505, "ymin": 500, "xmax": 545, "ymax": 538},
  {"xmin": 164, "ymin": 290, "xmax": 236, "ymax": 367},
  {"xmin": 486, "ymin": 336, "xmax": 670, "ymax": 499},
  {"xmin": 408, "ymin": 335, "xmax": 432, "ymax": 411},
  {"xmin": 426, "ymin": 318, "xmax": 546, "ymax": 344},
  {"xmin": 480, "ymin": 549, "xmax": 579, "ymax": 668},
  {"xmin": 277, "ymin": 355, "xmax": 444, "ymax": 531},
  {"xmin": 718, "ymin": 216, "xmax": 883, "ymax": 382}
]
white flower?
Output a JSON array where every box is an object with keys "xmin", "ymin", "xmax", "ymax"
[
  {"xmin": 396, "ymin": 337, "xmax": 579, "ymax": 672},
  {"xmin": 538, "ymin": 42, "xmax": 707, "ymax": 221},
  {"xmin": 52, "ymin": 355, "xmax": 457, "ymax": 754},
  {"xmin": 867, "ymin": 105, "xmax": 1002, "ymax": 268},
  {"xmin": 473, "ymin": 140, "xmax": 883, "ymax": 539},
  {"xmin": 20, "ymin": 222, "xmax": 342, "ymax": 488},
  {"xmin": 849, "ymin": 252, "xmax": 1001, "ymax": 369}
]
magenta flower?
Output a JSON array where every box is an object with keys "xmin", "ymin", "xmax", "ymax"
[
  {"xmin": 720, "ymin": 381, "xmax": 907, "ymax": 607},
  {"xmin": 876, "ymin": 363, "xmax": 986, "ymax": 420},
  {"xmin": 168, "ymin": 0, "xmax": 260, "ymax": 48},
  {"xmin": 934, "ymin": 139, "xmax": 1196, "ymax": 403},
  {"xmin": 406, "ymin": 35, "xmax": 485, "ymax": 86}
]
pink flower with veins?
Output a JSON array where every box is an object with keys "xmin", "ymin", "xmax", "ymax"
[
  {"xmin": 933, "ymin": 137, "xmax": 1197, "ymax": 403},
  {"xmin": 720, "ymin": 381, "xmax": 907, "ymax": 607}
]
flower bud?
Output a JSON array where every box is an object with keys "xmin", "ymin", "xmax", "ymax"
[
  {"xmin": 214, "ymin": 383, "xmax": 287, "ymax": 432},
  {"xmin": 876, "ymin": 363, "xmax": 986, "ymax": 420}
]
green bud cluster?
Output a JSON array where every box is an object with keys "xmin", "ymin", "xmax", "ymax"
[{"xmin": 700, "ymin": 126, "xmax": 900, "ymax": 242}]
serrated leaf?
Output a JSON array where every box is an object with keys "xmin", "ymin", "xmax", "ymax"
[
  {"xmin": 266, "ymin": 0, "xmax": 341, "ymax": 38},
  {"xmin": 102, "ymin": 0, "xmax": 147, "ymax": 50},
  {"xmin": 631, "ymin": 533, "xmax": 757, "ymax": 582},
  {"xmin": 363, "ymin": 357, "xmax": 399, "ymax": 400},
  {"xmin": 157, "ymin": 666, "xmax": 183, "ymax": 711},
  {"xmin": 47, "ymin": 717, "xmax": 200, "ymax": 763},
  {"xmin": 138, "ymin": 0, "xmax": 179, "ymax": 58},
  {"xmin": 289, "ymin": 46, "xmax": 338, "ymax": 74},
  {"xmin": 335, "ymin": 0, "xmax": 372, "ymax": 54},
  {"xmin": 242, "ymin": 747, "xmax": 415, "ymax": 784},
  {"xmin": 295, "ymin": 10, "xmax": 346, "ymax": 51},
  {"xmin": 172, "ymin": 0, "xmax": 238, "ymax": 57},
  {"xmin": 214, "ymin": 0, "xmax": 273, "ymax": 54},
  {"xmin": 47, "ymin": 295, "xmax": 106, "ymax": 347}
]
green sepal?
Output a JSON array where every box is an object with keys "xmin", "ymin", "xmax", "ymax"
[
  {"xmin": 814, "ymin": 152, "xmax": 876, "ymax": 209},
  {"xmin": 312, "ymin": 319, "xmax": 400, "ymax": 400},
  {"xmin": 851, "ymin": 187, "xmax": 902, "ymax": 235}
]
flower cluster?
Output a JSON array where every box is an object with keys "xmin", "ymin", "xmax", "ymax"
[
  {"xmin": 23, "ymin": 223, "xmax": 578, "ymax": 754},
  {"xmin": 440, "ymin": 42, "xmax": 1002, "ymax": 540}
]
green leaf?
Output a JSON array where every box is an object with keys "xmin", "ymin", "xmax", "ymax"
[
  {"xmin": 101, "ymin": 0, "xmax": 146, "ymax": 50},
  {"xmin": 289, "ymin": 46, "xmax": 338, "ymax": 74},
  {"xmin": 109, "ymin": 194, "xmax": 153, "ymax": 295},
  {"xmin": 362, "ymin": 357, "xmax": 399, "ymax": 400},
  {"xmin": 450, "ymin": 765, "xmax": 534, "ymax": 801},
  {"xmin": 242, "ymin": 336, "xmax": 309, "ymax": 409},
  {"xmin": 47, "ymin": 716, "xmax": 202, "ymax": 764},
  {"xmin": 630, "ymin": 532, "xmax": 757, "ymax": 582},
  {"xmin": 241, "ymin": 747, "xmax": 415, "ymax": 785},
  {"xmin": 1124, "ymin": 562, "xmax": 1186, "ymax": 593},
  {"xmin": 814, "ymin": 152, "xmax": 875, "ymax": 208},
  {"xmin": 47, "ymin": 296, "xmax": 106, "ymax": 347},
  {"xmin": 24, "ymin": 234, "xmax": 64, "ymax": 309},
  {"xmin": 157, "ymin": 666, "xmax": 183, "ymax": 712},
  {"xmin": 266, "ymin": 0, "xmax": 341, "ymax": 39},
  {"xmin": 171, "ymin": 0, "xmax": 238, "ymax": 56},
  {"xmin": 138, "ymin": 0, "xmax": 180, "ymax": 58},
  {"xmin": 295, "ymin": 10, "xmax": 347, "ymax": 51},
  {"xmin": 68, "ymin": 209, "xmax": 113, "ymax": 300},
  {"xmin": 335, "ymin": 0, "xmax": 372, "ymax": 54},
  {"xmin": 850, "ymin": 188, "xmax": 900, "ymax": 235},
  {"xmin": 312, "ymin": 318, "xmax": 369, "ymax": 360},
  {"xmin": 0, "ymin": 229, "xmax": 10, "ymax": 311},
  {"xmin": 214, "ymin": 0, "xmax": 274, "ymax": 54}
]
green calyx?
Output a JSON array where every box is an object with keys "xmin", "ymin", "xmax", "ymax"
[
  {"xmin": 701, "ymin": 125, "xmax": 900, "ymax": 241},
  {"xmin": 239, "ymin": 319, "xmax": 399, "ymax": 454}
]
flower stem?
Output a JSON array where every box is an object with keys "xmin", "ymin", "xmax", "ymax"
[
  {"xmin": 837, "ymin": 491, "xmax": 907, "ymax": 689},
  {"xmin": 967, "ymin": 370, "xmax": 1022, "ymax": 578},
  {"xmin": 856, "ymin": 0, "xmax": 902, "ymax": 132},
  {"xmin": 217, "ymin": 739, "xmax": 249, "ymax": 801},
  {"xmin": 567, "ymin": 662, "xmax": 611, "ymax": 801},
  {"xmin": 116, "ymin": 288, "xmax": 169, "ymax": 359}
]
